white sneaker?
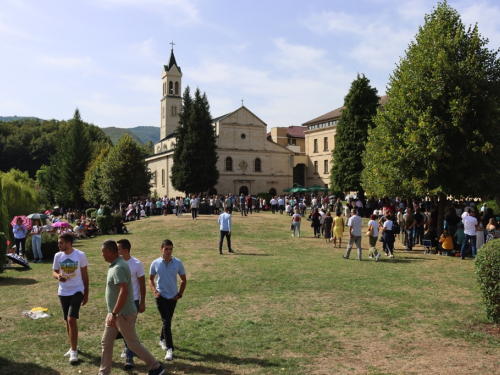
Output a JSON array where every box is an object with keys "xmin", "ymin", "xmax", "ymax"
[
  {"xmin": 120, "ymin": 349, "xmax": 127, "ymax": 358},
  {"xmin": 64, "ymin": 346, "xmax": 78, "ymax": 357},
  {"xmin": 159, "ymin": 339, "xmax": 167, "ymax": 350},
  {"xmin": 165, "ymin": 348, "xmax": 173, "ymax": 361},
  {"xmin": 69, "ymin": 350, "xmax": 78, "ymax": 363},
  {"xmin": 292, "ymin": 233, "xmax": 294, "ymax": 237}
]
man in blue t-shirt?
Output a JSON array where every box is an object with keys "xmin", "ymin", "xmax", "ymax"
[{"xmin": 149, "ymin": 240, "xmax": 187, "ymax": 361}]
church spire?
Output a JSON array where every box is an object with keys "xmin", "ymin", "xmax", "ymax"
[{"xmin": 165, "ymin": 41, "xmax": 180, "ymax": 72}]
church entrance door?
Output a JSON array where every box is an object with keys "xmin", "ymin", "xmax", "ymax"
[{"xmin": 239, "ymin": 186, "xmax": 249, "ymax": 196}]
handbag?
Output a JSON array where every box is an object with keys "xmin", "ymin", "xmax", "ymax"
[{"xmin": 291, "ymin": 224, "xmax": 294, "ymax": 230}]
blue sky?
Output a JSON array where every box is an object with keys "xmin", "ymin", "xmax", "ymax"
[{"xmin": 1, "ymin": 0, "xmax": 499, "ymax": 130}]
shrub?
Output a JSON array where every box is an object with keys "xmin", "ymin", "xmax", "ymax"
[
  {"xmin": 97, "ymin": 214, "xmax": 115, "ymax": 235},
  {"xmin": 113, "ymin": 213, "xmax": 123, "ymax": 226},
  {"xmin": 25, "ymin": 232, "xmax": 60, "ymax": 261},
  {"xmin": 475, "ymin": 239, "xmax": 500, "ymax": 323},
  {"xmin": 0, "ymin": 232, "xmax": 7, "ymax": 273},
  {"xmin": 95, "ymin": 205, "xmax": 115, "ymax": 235},
  {"xmin": 86, "ymin": 208, "xmax": 97, "ymax": 219}
]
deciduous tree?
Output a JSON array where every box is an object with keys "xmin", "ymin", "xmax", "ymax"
[{"xmin": 362, "ymin": 1, "xmax": 500, "ymax": 233}]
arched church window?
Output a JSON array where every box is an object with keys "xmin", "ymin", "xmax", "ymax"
[
  {"xmin": 255, "ymin": 158, "xmax": 261, "ymax": 172},
  {"xmin": 175, "ymin": 82, "xmax": 179, "ymax": 95},
  {"xmin": 226, "ymin": 157, "xmax": 233, "ymax": 171},
  {"xmin": 169, "ymin": 81, "xmax": 173, "ymax": 94}
]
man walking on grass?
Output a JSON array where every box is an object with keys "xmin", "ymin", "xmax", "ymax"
[
  {"xmin": 53, "ymin": 233, "xmax": 89, "ymax": 364},
  {"xmin": 218, "ymin": 207, "xmax": 234, "ymax": 254},
  {"xmin": 99, "ymin": 240, "xmax": 164, "ymax": 375},
  {"xmin": 117, "ymin": 239, "xmax": 146, "ymax": 370},
  {"xmin": 149, "ymin": 239, "xmax": 187, "ymax": 361},
  {"xmin": 343, "ymin": 209, "xmax": 363, "ymax": 261}
]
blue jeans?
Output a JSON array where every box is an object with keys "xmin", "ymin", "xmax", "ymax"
[
  {"xmin": 32, "ymin": 236, "xmax": 42, "ymax": 259},
  {"xmin": 124, "ymin": 299, "xmax": 140, "ymax": 360},
  {"xmin": 292, "ymin": 222, "xmax": 300, "ymax": 236},
  {"xmin": 405, "ymin": 229, "xmax": 413, "ymax": 251},
  {"xmin": 461, "ymin": 234, "xmax": 477, "ymax": 258}
]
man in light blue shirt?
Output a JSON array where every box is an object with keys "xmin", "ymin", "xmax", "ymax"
[
  {"xmin": 218, "ymin": 207, "xmax": 234, "ymax": 254},
  {"xmin": 149, "ymin": 239, "xmax": 186, "ymax": 362}
]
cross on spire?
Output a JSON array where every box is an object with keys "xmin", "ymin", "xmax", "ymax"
[
  {"xmin": 170, "ymin": 41, "xmax": 175, "ymax": 51},
  {"xmin": 241, "ymin": 98, "xmax": 244, "ymax": 107}
]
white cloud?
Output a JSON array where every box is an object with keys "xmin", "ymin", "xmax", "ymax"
[
  {"xmin": 38, "ymin": 55, "xmax": 93, "ymax": 69},
  {"xmin": 186, "ymin": 39, "xmax": 353, "ymax": 127},
  {"xmin": 95, "ymin": 0, "xmax": 200, "ymax": 25}
]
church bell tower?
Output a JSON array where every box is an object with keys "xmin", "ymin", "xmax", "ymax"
[{"xmin": 160, "ymin": 43, "xmax": 182, "ymax": 141}]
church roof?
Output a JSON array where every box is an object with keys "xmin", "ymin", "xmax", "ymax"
[
  {"xmin": 212, "ymin": 113, "xmax": 231, "ymax": 123},
  {"xmin": 164, "ymin": 50, "xmax": 181, "ymax": 73},
  {"xmin": 302, "ymin": 95, "xmax": 388, "ymax": 126},
  {"xmin": 211, "ymin": 106, "xmax": 267, "ymax": 127}
]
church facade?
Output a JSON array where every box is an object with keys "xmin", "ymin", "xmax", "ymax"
[{"xmin": 146, "ymin": 50, "xmax": 294, "ymax": 197}]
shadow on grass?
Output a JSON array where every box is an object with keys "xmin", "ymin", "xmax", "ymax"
[
  {"xmin": 0, "ymin": 356, "xmax": 60, "ymax": 375},
  {"xmin": 176, "ymin": 347, "xmax": 280, "ymax": 373},
  {"xmin": 0, "ymin": 276, "xmax": 37, "ymax": 286}
]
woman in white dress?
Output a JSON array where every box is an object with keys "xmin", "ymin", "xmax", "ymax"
[{"xmin": 476, "ymin": 219, "xmax": 485, "ymax": 250}]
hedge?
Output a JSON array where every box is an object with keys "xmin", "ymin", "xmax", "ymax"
[
  {"xmin": 0, "ymin": 232, "xmax": 7, "ymax": 273},
  {"xmin": 475, "ymin": 239, "xmax": 500, "ymax": 323}
]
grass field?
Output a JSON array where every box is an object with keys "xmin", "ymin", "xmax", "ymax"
[{"xmin": 1, "ymin": 211, "xmax": 499, "ymax": 375}]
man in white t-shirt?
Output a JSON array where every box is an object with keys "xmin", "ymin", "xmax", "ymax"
[
  {"xmin": 461, "ymin": 211, "xmax": 478, "ymax": 260},
  {"xmin": 343, "ymin": 209, "xmax": 363, "ymax": 260},
  {"xmin": 52, "ymin": 233, "xmax": 89, "ymax": 364},
  {"xmin": 117, "ymin": 239, "xmax": 146, "ymax": 370}
]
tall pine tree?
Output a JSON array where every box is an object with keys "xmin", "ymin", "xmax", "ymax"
[
  {"xmin": 171, "ymin": 87, "xmax": 219, "ymax": 194},
  {"xmin": 171, "ymin": 87, "xmax": 192, "ymax": 191},
  {"xmin": 56, "ymin": 109, "xmax": 92, "ymax": 208},
  {"xmin": 330, "ymin": 74, "xmax": 379, "ymax": 198}
]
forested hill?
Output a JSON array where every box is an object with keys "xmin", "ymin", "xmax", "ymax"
[
  {"xmin": 101, "ymin": 127, "xmax": 143, "ymax": 144},
  {"xmin": 101, "ymin": 126, "xmax": 160, "ymax": 145},
  {"xmin": 129, "ymin": 126, "xmax": 160, "ymax": 144},
  {"xmin": 0, "ymin": 116, "xmax": 43, "ymax": 122}
]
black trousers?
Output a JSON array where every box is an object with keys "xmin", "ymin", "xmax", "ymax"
[
  {"xmin": 155, "ymin": 296, "xmax": 177, "ymax": 351},
  {"xmin": 219, "ymin": 231, "xmax": 231, "ymax": 252},
  {"xmin": 191, "ymin": 208, "xmax": 198, "ymax": 219}
]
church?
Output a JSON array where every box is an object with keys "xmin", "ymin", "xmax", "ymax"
[{"xmin": 146, "ymin": 49, "xmax": 295, "ymax": 197}]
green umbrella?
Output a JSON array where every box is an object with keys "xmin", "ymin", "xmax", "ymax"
[{"xmin": 306, "ymin": 184, "xmax": 329, "ymax": 192}]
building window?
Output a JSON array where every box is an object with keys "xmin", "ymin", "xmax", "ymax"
[
  {"xmin": 324, "ymin": 160, "xmax": 329, "ymax": 174},
  {"xmin": 324, "ymin": 137, "xmax": 328, "ymax": 151},
  {"xmin": 153, "ymin": 171, "xmax": 157, "ymax": 186},
  {"xmin": 288, "ymin": 138, "xmax": 296, "ymax": 145},
  {"xmin": 314, "ymin": 161, "xmax": 318, "ymax": 174},
  {"xmin": 255, "ymin": 158, "xmax": 261, "ymax": 172},
  {"xmin": 169, "ymin": 81, "xmax": 173, "ymax": 94},
  {"xmin": 162, "ymin": 106, "xmax": 164, "ymax": 118},
  {"xmin": 226, "ymin": 157, "xmax": 233, "ymax": 171},
  {"xmin": 175, "ymin": 81, "xmax": 179, "ymax": 95},
  {"xmin": 161, "ymin": 169, "xmax": 165, "ymax": 187},
  {"xmin": 314, "ymin": 139, "xmax": 318, "ymax": 153}
]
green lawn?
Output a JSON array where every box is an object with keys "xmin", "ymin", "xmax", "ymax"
[{"xmin": 1, "ymin": 212, "xmax": 499, "ymax": 375}]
